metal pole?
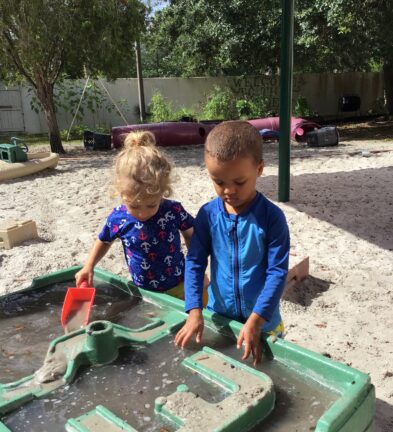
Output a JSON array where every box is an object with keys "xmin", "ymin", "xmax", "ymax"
[
  {"xmin": 135, "ymin": 40, "xmax": 146, "ymax": 123},
  {"xmin": 278, "ymin": 0, "xmax": 294, "ymax": 202},
  {"xmin": 67, "ymin": 77, "xmax": 90, "ymax": 141}
]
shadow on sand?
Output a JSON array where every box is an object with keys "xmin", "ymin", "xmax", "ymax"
[
  {"xmin": 259, "ymin": 165, "xmax": 393, "ymax": 251},
  {"xmin": 376, "ymin": 398, "xmax": 393, "ymax": 432},
  {"xmin": 283, "ymin": 275, "xmax": 332, "ymax": 307}
]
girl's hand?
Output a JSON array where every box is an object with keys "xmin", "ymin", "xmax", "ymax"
[
  {"xmin": 75, "ymin": 266, "xmax": 94, "ymax": 287},
  {"xmin": 74, "ymin": 240, "xmax": 112, "ymax": 287},
  {"xmin": 175, "ymin": 308, "xmax": 204, "ymax": 348},
  {"xmin": 237, "ymin": 313, "xmax": 265, "ymax": 366}
]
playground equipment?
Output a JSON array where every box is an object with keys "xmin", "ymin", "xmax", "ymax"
[
  {"xmin": 306, "ymin": 126, "xmax": 339, "ymax": 147},
  {"xmin": 0, "ymin": 267, "xmax": 375, "ymax": 432},
  {"xmin": 0, "ymin": 151, "xmax": 59, "ymax": 181},
  {"xmin": 0, "ymin": 137, "xmax": 28, "ymax": 163},
  {"xmin": 248, "ymin": 117, "xmax": 319, "ymax": 142},
  {"xmin": 83, "ymin": 131, "xmax": 112, "ymax": 151},
  {"xmin": 0, "ymin": 220, "xmax": 38, "ymax": 250},
  {"xmin": 111, "ymin": 117, "xmax": 319, "ymax": 149},
  {"xmin": 112, "ymin": 121, "xmax": 215, "ymax": 148}
]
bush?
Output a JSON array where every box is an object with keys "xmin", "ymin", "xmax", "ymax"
[
  {"xmin": 173, "ymin": 106, "xmax": 197, "ymax": 122},
  {"xmin": 236, "ymin": 96, "xmax": 270, "ymax": 119},
  {"xmin": 201, "ymin": 86, "xmax": 237, "ymax": 120},
  {"xmin": 236, "ymin": 99, "xmax": 253, "ymax": 118},
  {"xmin": 148, "ymin": 92, "xmax": 199, "ymax": 122},
  {"xmin": 60, "ymin": 123, "xmax": 110, "ymax": 141},
  {"xmin": 293, "ymin": 96, "xmax": 314, "ymax": 117},
  {"xmin": 149, "ymin": 91, "xmax": 176, "ymax": 122}
]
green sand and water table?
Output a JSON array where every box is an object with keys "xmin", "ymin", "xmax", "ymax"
[{"xmin": 0, "ymin": 267, "xmax": 375, "ymax": 432}]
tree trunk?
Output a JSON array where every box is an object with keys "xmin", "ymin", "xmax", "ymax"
[
  {"xmin": 383, "ymin": 61, "xmax": 393, "ymax": 116},
  {"xmin": 36, "ymin": 78, "xmax": 66, "ymax": 154},
  {"xmin": 45, "ymin": 102, "xmax": 65, "ymax": 154}
]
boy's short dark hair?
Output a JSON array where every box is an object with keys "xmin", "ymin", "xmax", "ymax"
[{"xmin": 205, "ymin": 120, "xmax": 263, "ymax": 164}]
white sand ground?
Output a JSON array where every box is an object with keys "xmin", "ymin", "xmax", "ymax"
[{"xmin": 1, "ymin": 132, "xmax": 392, "ymax": 431}]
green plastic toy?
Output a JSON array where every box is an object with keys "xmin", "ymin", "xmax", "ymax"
[
  {"xmin": 0, "ymin": 267, "xmax": 376, "ymax": 432},
  {"xmin": 0, "ymin": 137, "xmax": 28, "ymax": 163}
]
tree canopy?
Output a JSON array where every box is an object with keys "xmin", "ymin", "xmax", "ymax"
[
  {"xmin": 143, "ymin": 0, "xmax": 281, "ymax": 77},
  {"xmin": 0, "ymin": 0, "xmax": 147, "ymax": 152},
  {"xmin": 296, "ymin": 0, "xmax": 393, "ymax": 112},
  {"xmin": 143, "ymin": 0, "xmax": 393, "ymax": 113}
]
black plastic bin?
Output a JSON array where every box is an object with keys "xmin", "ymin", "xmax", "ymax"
[
  {"xmin": 306, "ymin": 126, "xmax": 339, "ymax": 147},
  {"xmin": 92, "ymin": 132, "xmax": 112, "ymax": 151},
  {"xmin": 83, "ymin": 130, "xmax": 95, "ymax": 149},
  {"xmin": 339, "ymin": 95, "xmax": 361, "ymax": 112}
]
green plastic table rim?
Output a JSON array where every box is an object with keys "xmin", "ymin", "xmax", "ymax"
[
  {"xmin": 125, "ymin": 317, "xmax": 164, "ymax": 333},
  {"xmin": 155, "ymin": 346, "xmax": 275, "ymax": 432},
  {"xmin": 89, "ymin": 268, "xmax": 374, "ymax": 432},
  {"xmin": 28, "ymin": 265, "xmax": 134, "ymax": 297},
  {"xmin": 66, "ymin": 405, "xmax": 138, "ymax": 432},
  {"xmin": 9, "ymin": 266, "xmax": 372, "ymax": 388},
  {"xmin": 65, "ymin": 419, "xmax": 91, "ymax": 432},
  {"xmin": 1, "ymin": 375, "xmax": 33, "ymax": 391},
  {"xmin": 0, "ymin": 266, "xmax": 375, "ymax": 432},
  {"xmin": 183, "ymin": 346, "xmax": 273, "ymax": 393}
]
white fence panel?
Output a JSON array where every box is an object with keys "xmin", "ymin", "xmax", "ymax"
[
  {"xmin": 0, "ymin": 88, "xmax": 25, "ymax": 133},
  {"xmin": 0, "ymin": 72, "xmax": 385, "ymax": 135}
]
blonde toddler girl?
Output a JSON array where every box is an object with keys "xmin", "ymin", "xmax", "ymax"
[{"xmin": 75, "ymin": 131, "xmax": 194, "ymax": 298}]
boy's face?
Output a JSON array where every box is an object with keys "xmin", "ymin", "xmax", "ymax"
[{"xmin": 205, "ymin": 154, "xmax": 264, "ymax": 214}]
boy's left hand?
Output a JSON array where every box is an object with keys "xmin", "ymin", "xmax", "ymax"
[{"xmin": 237, "ymin": 312, "xmax": 265, "ymax": 366}]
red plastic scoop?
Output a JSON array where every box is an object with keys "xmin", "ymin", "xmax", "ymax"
[{"xmin": 61, "ymin": 280, "xmax": 96, "ymax": 333}]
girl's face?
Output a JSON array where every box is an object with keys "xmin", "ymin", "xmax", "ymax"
[
  {"xmin": 122, "ymin": 194, "xmax": 162, "ymax": 222},
  {"xmin": 205, "ymin": 154, "xmax": 264, "ymax": 215}
]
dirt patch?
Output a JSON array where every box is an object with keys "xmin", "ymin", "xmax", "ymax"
[{"xmin": 337, "ymin": 119, "xmax": 393, "ymax": 142}]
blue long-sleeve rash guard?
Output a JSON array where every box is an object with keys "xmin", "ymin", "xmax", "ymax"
[{"xmin": 185, "ymin": 192, "xmax": 290, "ymax": 333}]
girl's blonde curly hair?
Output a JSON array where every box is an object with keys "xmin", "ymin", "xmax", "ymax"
[{"xmin": 113, "ymin": 131, "xmax": 173, "ymax": 201}]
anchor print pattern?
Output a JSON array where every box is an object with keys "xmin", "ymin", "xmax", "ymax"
[{"xmin": 99, "ymin": 199, "xmax": 193, "ymax": 291}]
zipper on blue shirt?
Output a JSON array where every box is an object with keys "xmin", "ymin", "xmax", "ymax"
[{"xmin": 231, "ymin": 217, "xmax": 243, "ymax": 321}]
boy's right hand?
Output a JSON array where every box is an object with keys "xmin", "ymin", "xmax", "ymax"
[
  {"xmin": 175, "ymin": 308, "xmax": 204, "ymax": 348},
  {"xmin": 75, "ymin": 266, "xmax": 94, "ymax": 287}
]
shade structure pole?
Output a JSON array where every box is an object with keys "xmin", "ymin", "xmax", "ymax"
[
  {"xmin": 278, "ymin": 0, "xmax": 295, "ymax": 202},
  {"xmin": 135, "ymin": 39, "xmax": 146, "ymax": 122}
]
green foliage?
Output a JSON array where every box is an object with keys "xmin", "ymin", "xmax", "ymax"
[
  {"xmin": 60, "ymin": 123, "xmax": 110, "ymax": 141},
  {"xmin": 293, "ymin": 96, "xmax": 315, "ymax": 118},
  {"xmin": 236, "ymin": 99, "xmax": 252, "ymax": 118},
  {"xmin": 202, "ymin": 86, "xmax": 237, "ymax": 120},
  {"xmin": 0, "ymin": 0, "xmax": 146, "ymax": 83},
  {"xmin": 0, "ymin": 0, "xmax": 147, "ymax": 152},
  {"xmin": 173, "ymin": 107, "xmax": 197, "ymax": 122},
  {"xmin": 148, "ymin": 91, "xmax": 198, "ymax": 122},
  {"xmin": 29, "ymin": 80, "xmax": 130, "ymax": 130},
  {"xmin": 142, "ymin": 0, "xmax": 281, "ymax": 77},
  {"xmin": 149, "ymin": 91, "xmax": 176, "ymax": 122},
  {"xmin": 295, "ymin": 0, "xmax": 393, "ymax": 113},
  {"xmin": 29, "ymin": 80, "xmax": 123, "ymax": 118},
  {"xmin": 295, "ymin": 0, "xmax": 393, "ymax": 73},
  {"xmin": 369, "ymin": 97, "xmax": 389, "ymax": 116},
  {"xmin": 201, "ymin": 87, "xmax": 270, "ymax": 120},
  {"xmin": 236, "ymin": 96, "xmax": 269, "ymax": 119},
  {"xmin": 141, "ymin": 0, "xmax": 393, "ymax": 113}
]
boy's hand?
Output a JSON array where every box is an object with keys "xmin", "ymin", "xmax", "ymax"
[
  {"xmin": 237, "ymin": 312, "xmax": 265, "ymax": 366},
  {"xmin": 175, "ymin": 308, "xmax": 204, "ymax": 348},
  {"xmin": 75, "ymin": 266, "xmax": 94, "ymax": 287}
]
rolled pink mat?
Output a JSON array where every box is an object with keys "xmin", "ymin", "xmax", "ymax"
[
  {"xmin": 248, "ymin": 117, "xmax": 319, "ymax": 141},
  {"xmin": 112, "ymin": 122, "xmax": 215, "ymax": 148}
]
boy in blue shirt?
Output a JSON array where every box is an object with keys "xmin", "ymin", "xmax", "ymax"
[{"xmin": 175, "ymin": 121, "xmax": 290, "ymax": 365}]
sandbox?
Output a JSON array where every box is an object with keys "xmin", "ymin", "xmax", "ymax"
[{"xmin": 0, "ymin": 152, "xmax": 59, "ymax": 181}]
